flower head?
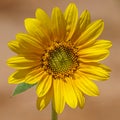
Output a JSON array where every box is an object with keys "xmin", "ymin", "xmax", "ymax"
[{"xmin": 7, "ymin": 3, "xmax": 112, "ymax": 114}]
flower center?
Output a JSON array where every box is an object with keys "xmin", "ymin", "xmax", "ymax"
[
  {"xmin": 48, "ymin": 46, "xmax": 74, "ymax": 73},
  {"xmin": 41, "ymin": 44, "xmax": 79, "ymax": 79}
]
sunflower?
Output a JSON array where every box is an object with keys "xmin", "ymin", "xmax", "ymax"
[{"xmin": 7, "ymin": 3, "xmax": 112, "ymax": 114}]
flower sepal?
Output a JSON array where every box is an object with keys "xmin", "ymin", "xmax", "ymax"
[{"xmin": 12, "ymin": 83, "xmax": 36, "ymax": 96}]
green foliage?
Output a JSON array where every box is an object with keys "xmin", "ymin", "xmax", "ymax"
[{"xmin": 13, "ymin": 83, "xmax": 36, "ymax": 96}]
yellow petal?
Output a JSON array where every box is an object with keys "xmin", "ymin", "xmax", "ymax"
[
  {"xmin": 63, "ymin": 77, "xmax": 77, "ymax": 108},
  {"xmin": 91, "ymin": 40, "xmax": 112, "ymax": 49},
  {"xmin": 8, "ymin": 39, "xmax": 41, "ymax": 55},
  {"xmin": 35, "ymin": 8, "xmax": 53, "ymax": 39},
  {"xmin": 37, "ymin": 87, "xmax": 53, "ymax": 111},
  {"xmin": 75, "ymin": 20, "xmax": 104, "ymax": 46},
  {"xmin": 79, "ymin": 10, "xmax": 91, "ymax": 32},
  {"xmin": 24, "ymin": 18, "xmax": 51, "ymax": 46},
  {"xmin": 77, "ymin": 91, "xmax": 85, "ymax": 108},
  {"xmin": 79, "ymin": 63, "xmax": 111, "ymax": 81},
  {"xmin": 64, "ymin": 3, "xmax": 78, "ymax": 41},
  {"xmin": 71, "ymin": 10, "xmax": 90, "ymax": 42},
  {"xmin": 35, "ymin": 8, "xmax": 51, "ymax": 28},
  {"xmin": 78, "ymin": 47, "xmax": 109, "ymax": 62},
  {"xmin": 53, "ymin": 79, "xmax": 65, "ymax": 114},
  {"xmin": 78, "ymin": 39, "xmax": 112, "ymax": 62},
  {"xmin": 70, "ymin": 79, "xmax": 85, "ymax": 108},
  {"xmin": 51, "ymin": 7, "xmax": 66, "ymax": 41},
  {"xmin": 75, "ymin": 74, "xmax": 99, "ymax": 96},
  {"xmin": 7, "ymin": 56, "xmax": 40, "ymax": 69},
  {"xmin": 74, "ymin": 87, "xmax": 85, "ymax": 108},
  {"xmin": 25, "ymin": 68, "xmax": 44, "ymax": 84},
  {"xmin": 8, "ymin": 69, "xmax": 30, "ymax": 84},
  {"xmin": 36, "ymin": 74, "xmax": 52, "ymax": 97},
  {"xmin": 16, "ymin": 33, "xmax": 44, "ymax": 51},
  {"xmin": 8, "ymin": 40, "xmax": 21, "ymax": 54}
]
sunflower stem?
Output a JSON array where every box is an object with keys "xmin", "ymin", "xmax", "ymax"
[{"xmin": 51, "ymin": 103, "xmax": 58, "ymax": 120}]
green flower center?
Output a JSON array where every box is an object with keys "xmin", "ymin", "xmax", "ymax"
[{"xmin": 48, "ymin": 46, "xmax": 76, "ymax": 73}]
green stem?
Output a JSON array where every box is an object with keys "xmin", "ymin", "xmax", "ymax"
[{"xmin": 51, "ymin": 103, "xmax": 58, "ymax": 120}]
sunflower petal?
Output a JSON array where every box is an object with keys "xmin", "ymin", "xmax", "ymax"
[
  {"xmin": 79, "ymin": 63, "xmax": 111, "ymax": 81},
  {"xmin": 24, "ymin": 18, "xmax": 51, "ymax": 46},
  {"xmin": 71, "ymin": 79, "xmax": 85, "ymax": 108},
  {"xmin": 71, "ymin": 10, "xmax": 91, "ymax": 42},
  {"xmin": 77, "ymin": 91, "xmax": 85, "ymax": 108},
  {"xmin": 36, "ymin": 74, "xmax": 52, "ymax": 97},
  {"xmin": 75, "ymin": 19, "xmax": 104, "ymax": 46},
  {"xmin": 78, "ymin": 48, "xmax": 109, "ymax": 62},
  {"xmin": 8, "ymin": 69, "xmax": 30, "ymax": 84},
  {"xmin": 25, "ymin": 68, "xmax": 44, "ymax": 84},
  {"xmin": 79, "ymin": 10, "xmax": 91, "ymax": 32},
  {"xmin": 53, "ymin": 79, "xmax": 65, "ymax": 114},
  {"xmin": 51, "ymin": 7, "xmax": 66, "ymax": 41},
  {"xmin": 37, "ymin": 88, "xmax": 53, "ymax": 111},
  {"xmin": 36, "ymin": 8, "xmax": 51, "ymax": 28},
  {"xmin": 75, "ymin": 88, "xmax": 85, "ymax": 108},
  {"xmin": 91, "ymin": 40, "xmax": 112, "ymax": 49},
  {"xmin": 16, "ymin": 33, "xmax": 44, "ymax": 50},
  {"xmin": 8, "ymin": 40, "xmax": 21, "ymax": 54},
  {"xmin": 7, "ymin": 56, "xmax": 40, "ymax": 69},
  {"xmin": 75, "ymin": 75, "xmax": 99, "ymax": 96},
  {"xmin": 64, "ymin": 3, "xmax": 78, "ymax": 41},
  {"xmin": 8, "ymin": 40, "xmax": 41, "ymax": 55},
  {"xmin": 64, "ymin": 78, "xmax": 77, "ymax": 108}
]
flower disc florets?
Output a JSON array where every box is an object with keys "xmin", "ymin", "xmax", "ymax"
[{"xmin": 41, "ymin": 42, "xmax": 79, "ymax": 79}]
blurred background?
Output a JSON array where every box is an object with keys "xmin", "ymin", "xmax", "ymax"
[{"xmin": 0, "ymin": 0, "xmax": 119, "ymax": 120}]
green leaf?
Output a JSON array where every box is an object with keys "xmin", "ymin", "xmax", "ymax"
[{"xmin": 12, "ymin": 83, "xmax": 36, "ymax": 96}]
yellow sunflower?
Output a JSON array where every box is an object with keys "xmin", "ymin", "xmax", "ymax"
[{"xmin": 7, "ymin": 3, "xmax": 112, "ymax": 114}]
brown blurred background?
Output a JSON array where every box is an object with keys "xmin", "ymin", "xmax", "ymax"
[{"xmin": 0, "ymin": 0, "xmax": 119, "ymax": 120}]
